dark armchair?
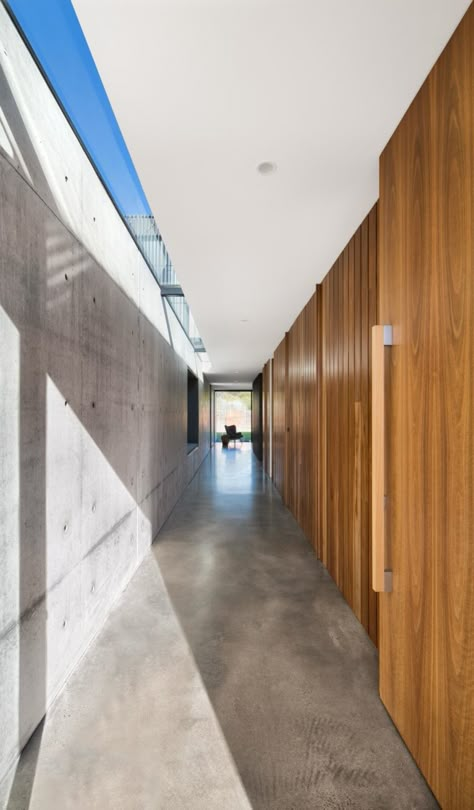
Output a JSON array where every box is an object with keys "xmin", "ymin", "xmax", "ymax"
[{"xmin": 225, "ymin": 424, "xmax": 243, "ymax": 445}]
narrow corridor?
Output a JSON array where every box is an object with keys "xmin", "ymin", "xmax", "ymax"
[
  {"xmin": 154, "ymin": 446, "xmax": 437, "ymax": 810},
  {"xmin": 1, "ymin": 446, "xmax": 437, "ymax": 810}
]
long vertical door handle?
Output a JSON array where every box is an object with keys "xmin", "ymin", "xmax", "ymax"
[{"xmin": 371, "ymin": 325, "xmax": 393, "ymax": 592}]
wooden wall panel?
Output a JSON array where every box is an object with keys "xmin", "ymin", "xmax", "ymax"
[
  {"xmin": 272, "ymin": 336, "xmax": 287, "ymax": 499},
  {"xmin": 318, "ymin": 206, "xmax": 378, "ymax": 643},
  {"xmin": 286, "ymin": 292, "xmax": 318, "ymax": 549},
  {"xmin": 315, "ymin": 284, "xmax": 325, "ymax": 563},
  {"xmin": 378, "ymin": 5, "xmax": 474, "ymax": 805},
  {"xmin": 367, "ymin": 205, "xmax": 378, "ymax": 643},
  {"xmin": 264, "ymin": 207, "xmax": 378, "ymax": 642}
]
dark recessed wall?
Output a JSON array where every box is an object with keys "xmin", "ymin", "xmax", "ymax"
[
  {"xmin": 252, "ymin": 373, "xmax": 263, "ymax": 461},
  {"xmin": 187, "ymin": 370, "xmax": 199, "ymax": 445}
]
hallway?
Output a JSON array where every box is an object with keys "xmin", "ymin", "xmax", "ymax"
[
  {"xmin": 1, "ymin": 445, "xmax": 437, "ymax": 810},
  {"xmin": 154, "ymin": 445, "xmax": 437, "ymax": 809}
]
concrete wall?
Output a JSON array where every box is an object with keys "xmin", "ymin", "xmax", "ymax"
[{"xmin": 0, "ymin": 4, "xmax": 210, "ymax": 784}]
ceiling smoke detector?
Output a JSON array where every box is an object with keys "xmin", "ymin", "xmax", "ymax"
[{"xmin": 257, "ymin": 161, "xmax": 277, "ymax": 175}]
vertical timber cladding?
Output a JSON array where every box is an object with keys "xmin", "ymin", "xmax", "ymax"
[
  {"xmin": 378, "ymin": 5, "xmax": 474, "ymax": 806},
  {"xmin": 272, "ymin": 335, "xmax": 288, "ymax": 499},
  {"xmin": 267, "ymin": 206, "xmax": 379, "ymax": 642},
  {"xmin": 286, "ymin": 292, "xmax": 318, "ymax": 550},
  {"xmin": 320, "ymin": 205, "xmax": 378, "ymax": 643}
]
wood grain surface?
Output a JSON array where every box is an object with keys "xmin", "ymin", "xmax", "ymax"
[
  {"xmin": 319, "ymin": 206, "xmax": 379, "ymax": 642},
  {"xmin": 378, "ymin": 4, "xmax": 474, "ymax": 805},
  {"xmin": 286, "ymin": 292, "xmax": 318, "ymax": 549},
  {"xmin": 264, "ymin": 207, "xmax": 378, "ymax": 643},
  {"xmin": 272, "ymin": 336, "xmax": 288, "ymax": 500}
]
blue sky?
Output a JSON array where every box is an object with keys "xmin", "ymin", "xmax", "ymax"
[{"xmin": 6, "ymin": 0, "xmax": 151, "ymax": 215}]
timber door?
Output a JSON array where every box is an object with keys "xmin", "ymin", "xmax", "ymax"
[{"xmin": 375, "ymin": 6, "xmax": 474, "ymax": 808}]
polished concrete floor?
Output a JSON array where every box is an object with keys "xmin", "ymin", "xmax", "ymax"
[{"xmin": 1, "ymin": 445, "xmax": 438, "ymax": 809}]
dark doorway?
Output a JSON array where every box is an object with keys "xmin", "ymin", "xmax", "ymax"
[
  {"xmin": 187, "ymin": 370, "xmax": 199, "ymax": 452},
  {"xmin": 251, "ymin": 373, "xmax": 263, "ymax": 461}
]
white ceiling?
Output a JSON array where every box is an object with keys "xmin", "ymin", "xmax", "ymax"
[{"xmin": 73, "ymin": 0, "xmax": 470, "ymax": 382}]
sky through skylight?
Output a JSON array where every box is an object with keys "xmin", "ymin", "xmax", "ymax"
[{"xmin": 5, "ymin": 0, "xmax": 150, "ymax": 216}]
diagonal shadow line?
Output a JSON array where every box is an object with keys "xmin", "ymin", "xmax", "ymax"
[
  {"xmin": 6, "ymin": 723, "xmax": 44, "ymax": 810},
  {"xmin": 5, "ymin": 343, "xmax": 47, "ymax": 810},
  {"xmin": 0, "ymin": 54, "xmax": 50, "ymax": 806},
  {"xmin": 145, "ymin": 554, "xmax": 254, "ymax": 809},
  {"xmin": 0, "ymin": 66, "xmax": 210, "ymax": 807}
]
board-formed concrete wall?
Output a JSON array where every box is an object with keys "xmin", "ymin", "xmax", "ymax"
[{"xmin": 0, "ymin": 4, "xmax": 210, "ymax": 783}]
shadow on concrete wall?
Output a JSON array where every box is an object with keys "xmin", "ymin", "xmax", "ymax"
[
  {"xmin": 0, "ymin": 62, "xmax": 50, "ymax": 810},
  {"xmin": 0, "ymin": 60, "xmax": 210, "ymax": 806}
]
